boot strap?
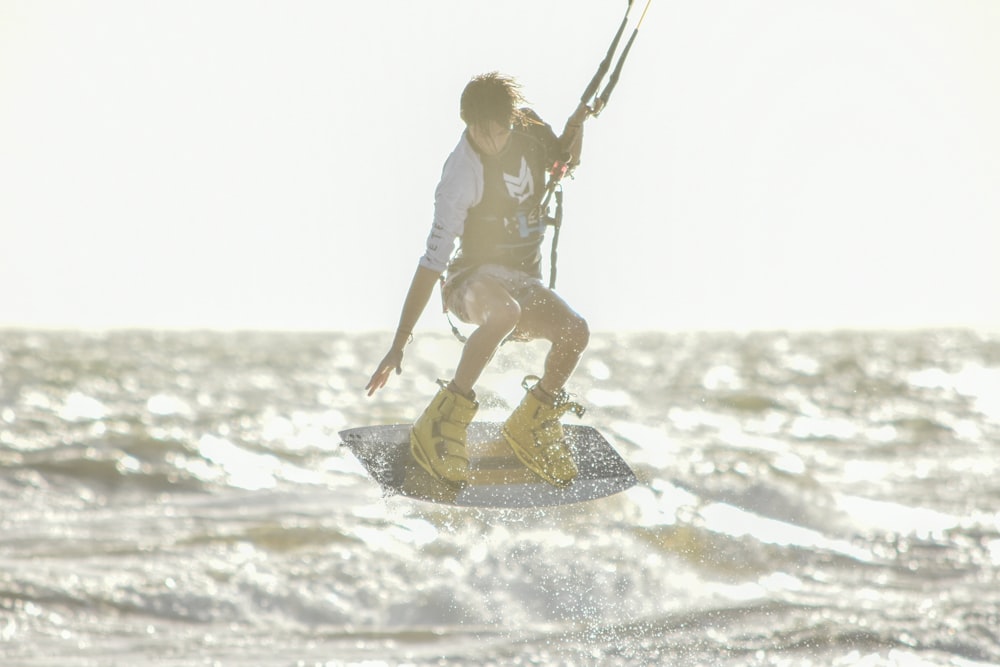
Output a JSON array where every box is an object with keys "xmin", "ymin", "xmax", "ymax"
[
  {"xmin": 521, "ymin": 375, "xmax": 585, "ymax": 418},
  {"xmin": 440, "ymin": 439, "xmax": 468, "ymax": 462},
  {"xmin": 438, "ymin": 420, "xmax": 469, "ymax": 444}
]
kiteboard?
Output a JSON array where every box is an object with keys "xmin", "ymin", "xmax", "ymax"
[{"xmin": 339, "ymin": 422, "xmax": 637, "ymax": 508}]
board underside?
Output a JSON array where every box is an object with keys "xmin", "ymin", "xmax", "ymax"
[{"xmin": 339, "ymin": 422, "xmax": 637, "ymax": 508}]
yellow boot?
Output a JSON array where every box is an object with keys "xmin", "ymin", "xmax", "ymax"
[
  {"xmin": 410, "ymin": 381, "xmax": 478, "ymax": 486},
  {"xmin": 502, "ymin": 376, "xmax": 584, "ymax": 488}
]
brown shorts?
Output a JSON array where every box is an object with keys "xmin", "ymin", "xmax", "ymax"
[{"xmin": 442, "ymin": 264, "xmax": 544, "ymax": 325}]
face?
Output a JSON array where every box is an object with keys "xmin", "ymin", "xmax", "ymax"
[{"xmin": 467, "ymin": 121, "xmax": 512, "ymax": 156}]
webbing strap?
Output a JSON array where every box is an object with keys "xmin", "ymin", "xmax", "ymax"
[
  {"xmin": 440, "ymin": 274, "xmax": 470, "ymax": 343},
  {"xmin": 546, "ymin": 186, "xmax": 564, "ymax": 290},
  {"xmin": 441, "ymin": 184, "xmax": 564, "ymax": 344}
]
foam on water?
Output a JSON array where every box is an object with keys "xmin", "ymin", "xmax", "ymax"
[{"xmin": 1, "ymin": 329, "xmax": 999, "ymax": 666}]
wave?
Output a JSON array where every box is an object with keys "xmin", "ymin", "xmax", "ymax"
[{"xmin": 2, "ymin": 329, "xmax": 999, "ymax": 665}]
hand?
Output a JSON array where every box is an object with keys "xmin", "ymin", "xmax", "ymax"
[
  {"xmin": 559, "ymin": 125, "xmax": 584, "ymax": 168},
  {"xmin": 366, "ymin": 348, "xmax": 404, "ymax": 396}
]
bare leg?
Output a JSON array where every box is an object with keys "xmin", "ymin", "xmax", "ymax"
[
  {"xmin": 451, "ymin": 279, "xmax": 521, "ymax": 395},
  {"xmin": 511, "ymin": 286, "xmax": 590, "ymax": 395},
  {"xmin": 499, "ymin": 284, "xmax": 587, "ymax": 488}
]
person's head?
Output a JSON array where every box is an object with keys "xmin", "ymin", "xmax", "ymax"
[{"xmin": 460, "ymin": 72, "xmax": 525, "ymax": 155}]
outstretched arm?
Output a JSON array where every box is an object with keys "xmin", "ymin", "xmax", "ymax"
[
  {"xmin": 365, "ymin": 264, "xmax": 442, "ymax": 396},
  {"xmin": 559, "ymin": 103, "xmax": 589, "ymax": 169}
]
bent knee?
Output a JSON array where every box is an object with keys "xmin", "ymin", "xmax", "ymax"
[
  {"xmin": 463, "ymin": 280, "xmax": 522, "ymax": 331},
  {"xmin": 485, "ymin": 298, "xmax": 522, "ymax": 333},
  {"xmin": 563, "ymin": 314, "xmax": 590, "ymax": 350}
]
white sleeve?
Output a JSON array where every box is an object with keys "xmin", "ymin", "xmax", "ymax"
[{"xmin": 419, "ymin": 136, "xmax": 483, "ymax": 273}]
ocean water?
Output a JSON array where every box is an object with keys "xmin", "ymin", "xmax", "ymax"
[{"xmin": 1, "ymin": 328, "xmax": 999, "ymax": 666}]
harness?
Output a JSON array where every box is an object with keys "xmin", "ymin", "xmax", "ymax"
[{"xmin": 441, "ymin": 185, "xmax": 563, "ymax": 344}]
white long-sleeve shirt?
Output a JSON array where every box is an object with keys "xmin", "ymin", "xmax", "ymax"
[
  {"xmin": 419, "ymin": 115, "xmax": 558, "ymax": 277},
  {"xmin": 419, "ymin": 133, "xmax": 484, "ymax": 273}
]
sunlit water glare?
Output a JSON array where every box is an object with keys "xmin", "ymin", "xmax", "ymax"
[{"xmin": 1, "ymin": 329, "xmax": 999, "ymax": 666}]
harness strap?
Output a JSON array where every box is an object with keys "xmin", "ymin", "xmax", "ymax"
[
  {"xmin": 440, "ymin": 274, "xmax": 470, "ymax": 343},
  {"xmin": 546, "ymin": 186, "xmax": 564, "ymax": 290},
  {"xmin": 441, "ymin": 176, "xmax": 564, "ymax": 345}
]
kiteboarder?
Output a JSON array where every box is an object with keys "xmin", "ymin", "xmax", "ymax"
[{"xmin": 365, "ymin": 72, "xmax": 588, "ymax": 489}]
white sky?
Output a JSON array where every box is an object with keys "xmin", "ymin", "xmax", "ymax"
[{"xmin": 2, "ymin": 0, "xmax": 998, "ymax": 332}]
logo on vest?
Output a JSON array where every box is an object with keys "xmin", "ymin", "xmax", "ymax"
[{"xmin": 503, "ymin": 157, "xmax": 534, "ymax": 204}]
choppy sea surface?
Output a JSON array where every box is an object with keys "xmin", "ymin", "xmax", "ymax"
[{"xmin": 1, "ymin": 328, "xmax": 999, "ymax": 666}]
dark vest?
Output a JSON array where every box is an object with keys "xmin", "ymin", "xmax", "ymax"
[{"xmin": 449, "ymin": 117, "xmax": 559, "ymax": 278}]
